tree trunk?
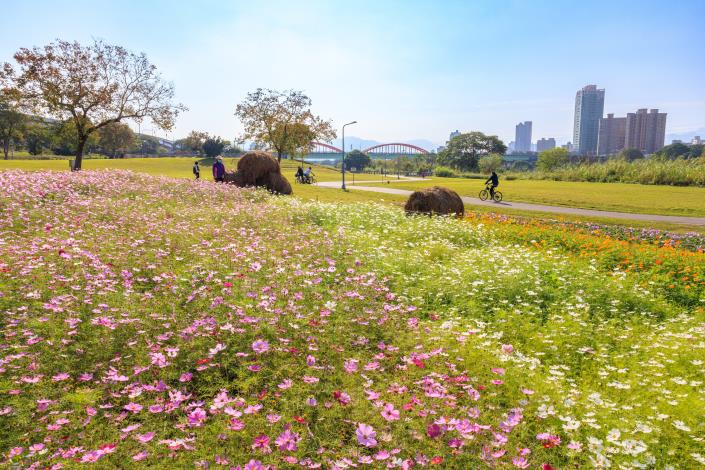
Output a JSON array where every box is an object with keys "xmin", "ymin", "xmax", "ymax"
[
  {"xmin": 74, "ymin": 138, "xmax": 87, "ymax": 171},
  {"xmin": 277, "ymin": 150, "xmax": 282, "ymax": 163},
  {"xmin": 2, "ymin": 140, "xmax": 9, "ymax": 160}
]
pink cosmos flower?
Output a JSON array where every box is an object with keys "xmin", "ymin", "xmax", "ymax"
[
  {"xmin": 124, "ymin": 402, "xmax": 143, "ymax": 413},
  {"xmin": 275, "ymin": 428, "xmax": 300, "ymax": 452},
  {"xmin": 242, "ymin": 460, "xmax": 266, "ymax": 470},
  {"xmin": 251, "ymin": 340, "xmax": 269, "ymax": 354},
  {"xmin": 179, "ymin": 372, "xmax": 193, "ymax": 382},
  {"xmin": 8, "ymin": 447, "xmax": 23, "ymax": 458},
  {"xmin": 133, "ymin": 451, "xmax": 149, "ymax": 461},
  {"xmin": 343, "ymin": 359, "xmax": 358, "ymax": 374},
  {"xmin": 228, "ymin": 418, "xmax": 245, "ymax": 431},
  {"xmin": 427, "ymin": 424, "xmax": 442, "ymax": 438},
  {"xmin": 278, "ymin": 379, "xmax": 293, "ymax": 389},
  {"xmin": 136, "ymin": 432, "xmax": 155, "ymax": 443},
  {"xmin": 188, "ymin": 407, "xmax": 207, "ymax": 427},
  {"xmin": 501, "ymin": 344, "xmax": 514, "ymax": 354},
  {"xmin": 252, "ymin": 434, "xmax": 271, "ymax": 453},
  {"xmin": 381, "ymin": 403, "xmax": 400, "ymax": 421},
  {"xmin": 356, "ymin": 423, "xmax": 377, "ymax": 448}
]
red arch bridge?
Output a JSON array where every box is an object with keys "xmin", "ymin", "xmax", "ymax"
[{"xmin": 306, "ymin": 142, "xmax": 429, "ymax": 161}]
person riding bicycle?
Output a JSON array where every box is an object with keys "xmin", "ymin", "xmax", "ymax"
[
  {"xmin": 303, "ymin": 166, "xmax": 314, "ymax": 184},
  {"xmin": 295, "ymin": 166, "xmax": 304, "ymax": 183},
  {"xmin": 485, "ymin": 171, "xmax": 499, "ymax": 201}
]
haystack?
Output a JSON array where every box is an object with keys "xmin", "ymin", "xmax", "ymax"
[
  {"xmin": 236, "ymin": 151, "xmax": 281, "ymax": 186},
  {"xmin": 404, "ymin": 186, "xmax": 464, "ymax": 217},
  {"xmin": 224, "ymin": 151, "xmax": 293, "ymax": 195}
]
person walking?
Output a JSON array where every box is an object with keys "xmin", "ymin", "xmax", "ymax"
[
  {"xmin": 192, "ymin": 161, "xmax": 200, "ymax": 179},
  {"xmin": 212, "ymin": 156, "xmax": 225, "ymax": 183}
]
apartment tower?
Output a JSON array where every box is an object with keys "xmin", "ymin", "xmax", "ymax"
[{"xmin": 573, "ymin": 85, "xmax": 605, "ymax": 155}]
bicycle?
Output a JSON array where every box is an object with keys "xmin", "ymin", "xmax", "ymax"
[{"xmin": 479, "ymin": 184, "xmax": 503, "ymax": 202}]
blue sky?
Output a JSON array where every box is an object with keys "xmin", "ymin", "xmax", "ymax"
[{"xmin": 2, "ymin": 0, "xmax": 704, "ymax": 147}]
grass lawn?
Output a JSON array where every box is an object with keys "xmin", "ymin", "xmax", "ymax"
[{"xmin": 365, "ymin": 177, "xmax": 705, "ymax": 217}]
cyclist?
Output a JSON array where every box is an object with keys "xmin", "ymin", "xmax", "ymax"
[
  {"xmin": 295, "ymin": 166, "xmax": 304, "ymax": 183},
  {"xmin": 303, "ymin": 166, "xmax": 314, "ymax": 184},
  {"xmin": 485, "ymin": 170, "xmax": 499, "ymax": 201}
]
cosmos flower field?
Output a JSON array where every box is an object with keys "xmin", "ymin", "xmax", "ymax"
[{"xmin": 0, "ymin": 170, "xmax": 703, "ymax": 469}]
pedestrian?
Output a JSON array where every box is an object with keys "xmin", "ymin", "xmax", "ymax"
[
  {"xmin": 212, "ymin": 156, "xmax": 225, "ymax": 182},
  {"xmin": 192, "ymin": 161, "xmax": 200, "ymax": 179}
]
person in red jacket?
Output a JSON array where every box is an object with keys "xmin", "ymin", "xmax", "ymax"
[{"xmin": 212, "ymin": 156, "xmax": 225, "ymax": 182}]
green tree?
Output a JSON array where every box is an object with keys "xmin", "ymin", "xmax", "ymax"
[
  {"xmin": 618, "ymin": 148, "xmax": 644, "ymax": 162},
  {"xmin": 344, "ymin": 150, "xmax": 371, "ymax": 171},
  {"xmin": 179, "ymin": 130, "xmax": 209, "ymax": 154},
  {"xmin": 537, "ymin": 147, "xmax": 569, "ymax": 171},
  {"xmin": 657, "ymin": 142, "xmax": 690, "ymax": 160},
  {"xmin": 24, "ymin": 122, "xmax": 52, "ymax": 155},
  {"xmin": 273, "ymin": 122, "xmax": 316, "ymax": 163},
  {"xmin": 235, "ymin": 88, "xmax": 336, "ymax": 162},
  {"xmin": 1, "ymin": 39, "xmax": 185, "ymax": 170},
  {"xmin": 202, "ymin": 136, "xmax": 226, "ymax": 158},
  {"xmin": 0, "ymin": 91, "xmax": 26, "ymax": 159},
  {"xmin": 688, "ymin": 144, "xmax": 703, "ymax": 160},
  {"xmin": 98, "ymin": 122, "xmax": 136, "ymax": 157},
  {"xmin": 478, "ymin": 153, "xmax": 504, "ymax": 173},
  {"xmin": 437, "ymin": 132, "xmax": 506, "ymax": 171}
]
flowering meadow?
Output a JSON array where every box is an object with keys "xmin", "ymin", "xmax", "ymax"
[{"xmin": 0, "ymin": 171, "xmax": 703, "ymax": 469}]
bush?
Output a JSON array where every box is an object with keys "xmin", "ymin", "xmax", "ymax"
[
  {"xmin": 537, "ymin": 147, "xmax": 569, "ymax": 171},
  {"xmin": 434, "ymin": 165, "xmax": 456, "ymax": 177},
  {"xmin": 510, "ymin": 157, "xmax": 705, "ymax": 186}
]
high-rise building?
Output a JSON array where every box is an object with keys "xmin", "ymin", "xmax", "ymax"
[
  {"xmin": 536, "ymin": 138, "xmax": 556, "ymax": 152},
  {"xmin": 597, "ymin": 113, "xmax": 627, "ymax": 155},
  {"xmin": 691, "ymin": 136, "xmax": 702, "ymax": 145},
  {"xmin": 573, "ymin": 85, "xmax": 605, "ymax": 155},
  {"xmin": 515, "ymin": 121, "xmax": 532, "ymax": 152},
  {"xmin": 625, "ymin": 109, "xmax": 667, "ymax": 154},
  {"xmin": 449, "ymin": 130, "xmax": 460, "ymax": 141}
]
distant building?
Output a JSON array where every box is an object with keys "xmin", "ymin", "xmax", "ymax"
[
  {"xmin": 625, "ymin": 109, "xmax": 667, "ymax": 154},
  {"xmin": 692, "ymin": 136, "xmax": 703, "ymax": 145},
  {"xmin": 536, "ymin": 138, "xmax": 556, "ymax": 152},
  {"xmin": 562, "ymin": 142, "xmax": 575, "ymax": 153},
  {"xmin": 507, "ymin": 141, "xmax": 516, "ymax": 152},
  {"xmin": 449, "ymin": 130, "xmax": 460, "ymax": 141},
  {"xmin": 671, "ymin": 140, "xmax": 683, "ymax": 144},
  {"xmin": 573, "ymin": 85, "xmax": 605, "ymax": 155},
  {"xmin": 597, "ymin": 113, "xmax": 627, "ymax": 155},
  {"xmin": 515, "ymin": 121, "xmax": 532, "ymax": 152}
]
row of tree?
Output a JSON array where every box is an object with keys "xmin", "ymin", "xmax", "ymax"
[
  {"xmin": 0, "ymin": 106, "xmax": 143, "ymax": 158},
  {"xmin": 1, "ymin": 39, "xmax": 338, "ymax": 168}
]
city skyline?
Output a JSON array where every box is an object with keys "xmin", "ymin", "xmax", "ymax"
[{"xmin": 1, "ymin": 0, "xmax": 704, "ymax": 146}]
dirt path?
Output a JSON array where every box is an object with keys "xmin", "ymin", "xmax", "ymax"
[{"xmin": 315, "ymin": 181, "xmax": 705, "ymax": 226}]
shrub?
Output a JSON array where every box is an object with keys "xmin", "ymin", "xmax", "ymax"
[
  {"xmin": 515, "ymin": 157, "xmax": 705, "ymax": 186},
  {"xmin": 433, "ymin": 165, "xmax": 456, "ymax": 177},
  {"xmin": 537, "ymin": 147, "xmax": 569, "ymax": 171}
]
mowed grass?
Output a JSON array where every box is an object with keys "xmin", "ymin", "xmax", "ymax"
[
  {"xmin": 0, "ymin": 157, "xmax": 404, "ymax": 205},
  {"xmin": 365, "ymin": 177, "xmax": 705, "ymax": 217},
  {"xmin": 3, "ymin": 157, "xmax": 705, "ymax": 227}
]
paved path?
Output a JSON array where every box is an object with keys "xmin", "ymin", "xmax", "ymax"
[{"xmin": 315, "ymin": 181, "xmax": 705, "ymax": 226}]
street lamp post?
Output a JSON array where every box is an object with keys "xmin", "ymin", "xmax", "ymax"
[{"xmin": 341, "ymin": 121, "xmax": 357, "ymax": 190}]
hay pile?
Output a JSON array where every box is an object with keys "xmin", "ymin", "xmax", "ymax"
[
  {"xmin": 223, "ymin": 151, "xmax": 292, "ymax": 195},
  {"xmin": 404, "ymin": 186, "xmax": 464, "ymax": 217}
]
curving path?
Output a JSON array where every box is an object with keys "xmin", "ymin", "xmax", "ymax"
[{"xmin": 315, "ymin": 180, "xmax": 705, "ymax": 226}]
